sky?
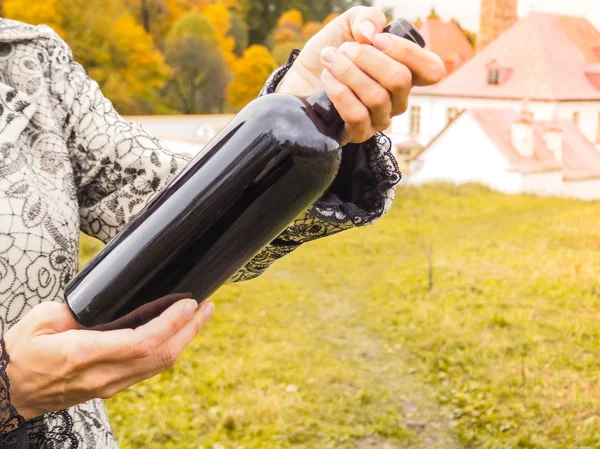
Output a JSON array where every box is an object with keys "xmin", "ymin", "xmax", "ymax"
[{"xmin": 375, "ymin": 0, "xmax": 600, "ymax": 31}]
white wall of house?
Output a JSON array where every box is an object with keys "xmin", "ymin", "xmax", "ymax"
[
  {"xmin": 553, "ymin": 103, "xmax": 600, "ymax": 145},
  {"xmin": 391, "ymin": 96, "xmax": 600, "ymax": 149},
  {"xmin": 407, "ymin": 114, "xmax": 523, "ymax": 193},
  {"xmin": 562, "ymin": 179, "xmax": 600, "ymax": 200},
  {"xmin": 521, "ymin": 171, "xmax": 564, "ymax": 196}
]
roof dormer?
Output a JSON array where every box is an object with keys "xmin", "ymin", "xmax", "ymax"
[
  {"xmin": 585, "ymin": 64, "xmax": 600, "ymax": 90},
  {"xmin": 487, "ymin": 59, "xmax": 512, "ymax": 86}
]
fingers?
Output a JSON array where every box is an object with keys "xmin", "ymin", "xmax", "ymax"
[
  {"xmin": 151, "ymin": 301, "xmax": 214, "ymax": 371},
  {"xmin": 320, "ymin": 68, "xmax": 371, "ymax": 144},
  {"xmin": 338, "ymin": 42, "xmax": 412, "ymax": 116},
  {"xmin": 346, "ymin": 6, "xmax": 387, "ymax": 44},
  {"xmin": 97, "ymin": 302, "xmax": 215, "ymax": 398},
  {"xmin": 321, "ymin": 46, "xmax": 392, "ymax": 131},
  {"xmin": 92, "ymin": 298, "xmax": 198, "ymax": 361},
  {"xmin": 372, "ymin": 33, "xmax": 445, "ymax": 86}
]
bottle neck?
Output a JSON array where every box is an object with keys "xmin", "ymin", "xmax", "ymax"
[{"xmin": 307, "ymin": 89, "xmax": 345, "ymax": 141}]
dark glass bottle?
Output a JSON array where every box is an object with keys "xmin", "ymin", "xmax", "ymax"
[{"xmin": 65, "ymin": 19, "xmax": 426, "ymax": 329}]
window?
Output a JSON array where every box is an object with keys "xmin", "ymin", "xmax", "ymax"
[
  {"xmin": 488, "ymin": 68, "xmax": 500, "ymax": 85},
  {"xmin": 447, "ymin": 107, "xmax": 460, "ymax": 122},
  {"xmin": 573, "ymin": 112, "xmax": 580, "ymax": 126},
  {"xmin": 410, "ymin": 106, "xmax": 421, "ymax": 136}
]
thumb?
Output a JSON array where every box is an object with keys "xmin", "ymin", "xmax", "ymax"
[
  {"xmin": 347, "ymin": 6, "xmax": 387, "ymax": 44},
  {"xmin": 27, "ymin": 302, "xmax": 82, "ymax": 335}
]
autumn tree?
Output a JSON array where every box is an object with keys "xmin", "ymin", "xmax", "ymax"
[
  {"xmin": 164, "ymin": 11, "xmax": 229, "ymax": 113},
  {"xmin": 301, "ymin": 21, "xmax": 324, "ymax": 41},
  {"xmin": 323, "ymin": 12, "xmax": 339, "ymax": 25},
  {"xmin": 227, "ymin": 45, "xmax": 276, "ymax": 109},
  {"xmin": 273, "ymin": 9, "xmax": 303, "ymax": 44},
  {"xmin": 229, "ymin": 10, "xmax": 249, "ymax": 56},
  {"xmin": 203, "ymin": 2, "xmax": 237, "ymax": 69},
  {"xmin": 4, "ymin": 0, "xmax": 170, "ymax": 114},
  {"xmin": 245, "ymin": 0, "xmax": 371, "ymax": 45},
  {"xmin": 4, "ymin": 0, "xmax": 63, "ymax": 32},
  {"xmin": 124, "ymin": 0, "xmax": 211, "ymax": 45},
  {"xmin": 271, "ymin": 10, "xmax": 326, "ymax": 65},
  {"xmin": 428, "ymin": 7, "xmax": 440, "ymax": 19}
]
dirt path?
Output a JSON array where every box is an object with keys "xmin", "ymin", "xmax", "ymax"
[{"xmin": 284, "ymin": 269, "xmax": 466, "ymax": 449}]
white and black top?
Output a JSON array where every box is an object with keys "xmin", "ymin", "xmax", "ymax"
[{"xmin": 0, "ymin": 18, "xmax": 401, "ymax": 448}]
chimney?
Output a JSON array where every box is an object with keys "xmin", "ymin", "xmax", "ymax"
[
  {"xmin": 478, "ymin": 0, "xmax": 519, "ymax": 51},
  {"xmin": 512, "ymin": 100, "xmax": 534, "ymax": 157},
  {"xmin": 544, "ymin": 126, "xmax": 563, "ymax": 163}
]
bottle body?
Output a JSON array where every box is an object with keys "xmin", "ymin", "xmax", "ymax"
[{"xmin": 66, "ymin": 93, "xmax": 342, "ymax": 328}]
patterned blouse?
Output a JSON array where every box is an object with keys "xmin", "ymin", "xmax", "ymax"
[{"xmin": 0, "ymin": 18, "xmax": 401, "ymax": 448}]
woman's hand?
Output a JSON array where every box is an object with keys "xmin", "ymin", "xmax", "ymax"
[
  {"xmin": 276, "ymin": 7, "xmax": 445, "ymax": 144},
  {"xmin": 4, "ymin": 298, "xmax": 214, "ymax": 421}
]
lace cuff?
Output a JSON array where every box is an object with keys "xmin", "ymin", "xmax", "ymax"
[
  {"xmin": 259, "ymin": 49, "xmax": 300, "ymax": 96},
  {"xmin": 276, "ymin": 132, "xmax": 401, "ymax": 244},
  {"xmin": 0, "ymin": 339, "xmax": 25, "ymax": 434}
]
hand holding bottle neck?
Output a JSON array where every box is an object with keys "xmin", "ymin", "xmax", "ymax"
[{"xmin": 305, "ymin": 18, "xmax": 426, "ymax": 143}]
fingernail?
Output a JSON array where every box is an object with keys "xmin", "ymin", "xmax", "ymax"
[
  {"xmin": 201, "ymin": 302, "xmax": 215, "ymax": 320},
  {"xmin": 322, "ymin": 69, "xmax": 335, "ymax": 82},
  {"xmin": 321, "ymin": 47, "xmax": 337, "ymax": 64},
  {"xmin": 183, "ymin": 300, "xmax": 198, "ymax": 319},
  {"xmin": 359, "ymin": 21, "xmax": 376, "ymax": 42},
  {"xmin": 373, "ymin": 34, "xmax": 393, "ymax": 52}
]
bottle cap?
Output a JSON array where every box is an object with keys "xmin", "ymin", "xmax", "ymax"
[{"xmin": 384, "ymin": 18, "xmax": 426, "ymax": 49}]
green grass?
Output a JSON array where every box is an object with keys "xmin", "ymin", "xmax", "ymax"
[{"xmin": 90, "ymin": 184, "xmax": 600, "ymax": 448}]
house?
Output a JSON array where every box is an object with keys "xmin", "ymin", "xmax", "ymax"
[
  {"xmin": 388, "ymin": 12, "xmax": 600, "ymax": 149},
  {"xmin": 418, "ymin": 17, "xmax": 475, "ymax": 75},
  {"xmin": 126, "ymin": 114, "xmax": 235, "ymax": 155},
  {"xmin": 407, "ymin": 108, "xmax": 600, "ymax": 200}
]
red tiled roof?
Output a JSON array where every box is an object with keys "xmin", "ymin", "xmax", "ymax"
[
  {"xmin": 418, "ymin": 18, "xmax": 475, "ymax": 74},
  {"xmin": 470, "ymin": 110, "xmax": 561, "ymax": 173},
  {"xmin": 415, "ymin": 12, "xmax": 600, "ymax": 101},
  {"xmin": 469, "ymin": 110, "xmax": 600, "ymax": 179}
]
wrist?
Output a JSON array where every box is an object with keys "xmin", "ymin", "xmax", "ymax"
[{"xmin": 1, "ymin": 335, "xmax": 29, "ymax": 431}]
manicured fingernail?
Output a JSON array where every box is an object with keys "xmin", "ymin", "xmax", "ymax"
[
  {"xmin": 183, "ymin": 300, "xmax": 198, "ymax": 319},
  {"xmin": 373, "ymin": 34, "xmax": 393, "ymax": 52},
  {"xmin": 201, "ymin": 302, "xmax": 215, "ymax": 320},
  {"xmin": 321, "ymin": 47, "xmax": 337, "ymax": 64},
  {"xmin": 322, "ymin": 69, "xmax": 335, "ymax": 82},
  {"xmin": 359, "ymin": 21, "xmax": 376, "ymax": 42}
]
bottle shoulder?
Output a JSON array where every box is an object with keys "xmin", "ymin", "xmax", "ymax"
[{"xmin": 241, "ymin": 93, "xmax": 341, "ymax": 152}]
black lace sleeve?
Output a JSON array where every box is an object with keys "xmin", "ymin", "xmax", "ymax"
[
  {"xmin": 0, "ymin": 339, "xmax": 25, "ymax": 435},
  {"xmin": 228, "ymin": 51, "xmax": 401, "ymax": 282}
]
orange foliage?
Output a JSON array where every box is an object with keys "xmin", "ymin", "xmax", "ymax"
[
  {"xmin": 4, "ymin": 0, "xmax": 64, "ymax": 33},
  {"xmin": 274, "ymin": 27, "xmax": 300, "ymax": 43},
  {"xmin": 227, "ymin": 45, "xmax": 276, "ymax": 109},
  {"xmin": 276, "ymin": 9, "xmax": 304, "ymax": 28},
  {"xmin": 203, "ymin": 3, "xmax": 237, "ymax": 69},
  {"xmin": 323, "ymin": 13, "xmax": 340, "ymax": 25},
  {"xmin": 301, "ymin": 21, "xmax": 324, "ymax": 41}
]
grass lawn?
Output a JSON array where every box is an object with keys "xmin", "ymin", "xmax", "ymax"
[{"xmin": 81, "ymin": 184, "xmax": 600, "ymax": 448}]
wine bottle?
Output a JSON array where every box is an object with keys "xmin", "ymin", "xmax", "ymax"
[{"xmin": 65, "ymin": 18, "xmax": 426, "ymax": 329}]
